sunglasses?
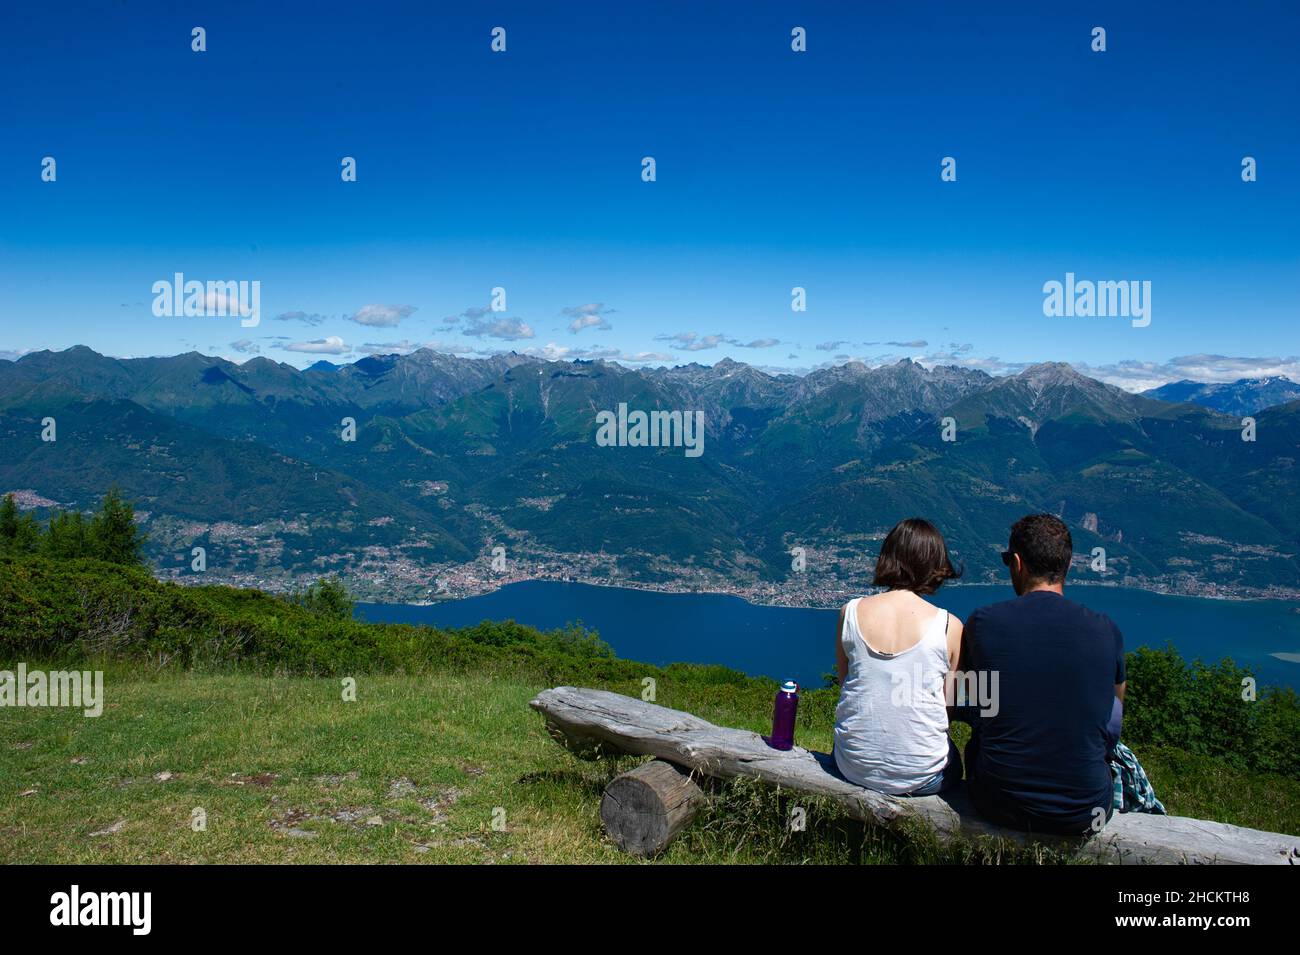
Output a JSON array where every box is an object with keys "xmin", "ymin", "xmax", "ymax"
[{"xmin": 1000, "ymin": 550, "xmax": 1015, "ymax": 566}]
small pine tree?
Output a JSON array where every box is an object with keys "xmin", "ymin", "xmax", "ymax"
[
  {"xmin": 44, "ymin": 509, "xmax": 89, "ymax": 560},
  {"xmin": 89, "ymin": 486, "xmax": 146, "ymax": 565},
  {"xmin": 294, "ymin": 577, "xmax": 353, "ymax": 621},
  {"xmin": 12, "ymin": 514, "xmax": 41, "ymax": 554},
  {"xmin": 0, "ymin": 494, "xmax": 17, "ymax": 547},
  {"xmin": 0, "ymin": 494, "xmax": 40, "ymax": 554}
]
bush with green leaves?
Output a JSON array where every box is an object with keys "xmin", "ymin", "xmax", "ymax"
[
  {"xmin": 1123, "ymin": 644, "xmax": 1300, "ymax": 777},
  {"xmin": 288, "ymin": 576, "xmax": 354, "ymax": 621},
  {"xmin": 0, "ymin": 554, "xmax": 627, "ymax": 679}
]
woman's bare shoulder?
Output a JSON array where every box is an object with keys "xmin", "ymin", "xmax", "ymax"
[{"xmin": 852, "ymin": 591, "xmax": 901, "ymax": 620}]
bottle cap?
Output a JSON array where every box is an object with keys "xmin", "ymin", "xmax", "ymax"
[{"xmin": 781, "ymin": 680, "xmax": 798, "ymax": 693}]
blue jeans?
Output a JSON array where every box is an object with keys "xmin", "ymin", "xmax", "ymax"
[
  {"xmin": 901, "ymin": 737, "xmax": 963, "ymax": 796},
  {"xmin": 820, "ymin": 737, "xmax": 963, "ymax": 796}
]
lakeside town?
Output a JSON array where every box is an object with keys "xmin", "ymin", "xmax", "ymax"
[
  {"xmin": 9, "ymin": 490, "xmax": 1295, "ymax": 609},
  {"xmin": 150, "ymin": 527, "xmax": 1300, "ymax": 610}
]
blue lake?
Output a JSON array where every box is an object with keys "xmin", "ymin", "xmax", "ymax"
[{"xmin": 357, "ymin": 581, "xmax": 1300, "ymax": 691}]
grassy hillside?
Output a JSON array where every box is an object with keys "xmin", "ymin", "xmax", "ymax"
[
  {"xmin": 2, "ymin": 555, "xmax": 1298, "ymax": 863},
  {"xmin": 5, "ymin": 667, "xmax": 1297, "ymax": 865}
]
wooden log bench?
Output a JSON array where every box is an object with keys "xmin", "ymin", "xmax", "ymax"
[{"xmin": 530, "ymin": 686, "xmax": 1300, "ymax": 864}]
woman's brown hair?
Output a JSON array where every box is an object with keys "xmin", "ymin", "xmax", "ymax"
[{"xmin": 872, "ymin": 518, "xmax": 963, "ymax": 595}]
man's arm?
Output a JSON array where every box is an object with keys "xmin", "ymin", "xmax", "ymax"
[{"xmin": 1113, "ymin": 620, "xmax": 1127, "ymax": 702}]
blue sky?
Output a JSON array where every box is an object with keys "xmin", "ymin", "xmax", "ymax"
[{"xmin": 1, "ymin": 0, "xmax": 1296, "ymax": 390}]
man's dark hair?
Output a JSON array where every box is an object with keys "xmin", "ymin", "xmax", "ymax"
[
  {"xmin": 1007, "ymin": 513, "xmax": 1073, "ymax": 584},
  {"xmin": 873, "ymin": 517, "xmax": 963, "ymax": 595}
]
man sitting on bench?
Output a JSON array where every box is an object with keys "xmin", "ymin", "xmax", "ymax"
[{"xmin": 956, "ymin": 513, "xmax": 1160, "ymax": 835}]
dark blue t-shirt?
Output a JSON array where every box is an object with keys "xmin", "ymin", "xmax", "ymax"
[{"xmin": 960, "ymin": 590, "xmax": 1126, "ymax": 834}]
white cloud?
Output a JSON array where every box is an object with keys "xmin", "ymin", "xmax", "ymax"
[
  {"xmin": 1075, "ymin": 354, "xmax": 1300, "ymax": 393},
  {"xmin": 567, "ymin": 313, "xmax": 612, "ymax": 333},
  {"xmin": 563, "ymin": 303, "xmax": 615, "ymax": 334},
  {"xmin": 651, "ymin": 331, "xmax": 780, "ymax": 351},
  {"xmin": 443, "ymin": 304, "xmax": 494, "ymax": 327},
  {"xmin": 200, "ymin": 287, "xmax": 251, "ymax": 318},
  {"xmin": 349, "ymin": 304, "xmax": 418, "ymax": 327},
  {"xmin": 654, "ymin": 331, "xmax": 730, "ymax": 351},
  {"xmin": 507, "ymin": 341, "xmax": 674, "ymax": 364},
  {"xmin": 274, "ymin": 311, "xmax": 329, "ymax": 326},
  {"xmin": 562, "ymin": 302, "xmax": 613, "ymax": 316},
  {"xmin": 229, "ymin": 338, "xmax": 260, "ymax": 354},
  {"xmin": 462, "ymin": 314, "xmax": 535, "ymax": 340},
  {"xmin": 356, "ymin": 339, "xmax": 423, "ymax": 355},
  {"xmin": 867, "ymin": 339, "xmax": 928, "ymax": 349},
  {"xmin": 281, "ymin": 336, "xmax": 352, "ymax": 355}
]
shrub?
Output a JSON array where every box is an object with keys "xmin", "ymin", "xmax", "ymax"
[{"xmin": 1124, "ymin": 643, "xmax": 1300, "ymax": 777}]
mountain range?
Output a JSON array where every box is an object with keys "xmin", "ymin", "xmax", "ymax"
[
  {"xmin": 1142, "ymin": 377, "xmax": 1300, "ymax": 416},
  {"xmin": 1, "ymin": 346, "xmax": 1297, "ymax": 601}
]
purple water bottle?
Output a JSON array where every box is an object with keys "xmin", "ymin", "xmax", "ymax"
[{"xmin": 765, "ymin": 680, "xmax": 799, "ymax": 751}]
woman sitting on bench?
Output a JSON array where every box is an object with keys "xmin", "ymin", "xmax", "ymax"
[{"xmin": 832, "ymin": 518, "xmax": 964, "ymax": 796}]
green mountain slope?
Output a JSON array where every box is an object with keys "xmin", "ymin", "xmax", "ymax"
[{"xmin": 0, "ymin": 347, "xmax": 1295, "ymax": 597}]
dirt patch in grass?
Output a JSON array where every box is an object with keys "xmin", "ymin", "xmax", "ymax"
[
  {"xmin": 386, "ymin": 777, "xmax": 417, "ymax": 799},
  {"xmin": 229, "ymin": 772, "xmax": 279, "ymax": 787},
  {"xmin": 315, "ymin": 771, "xmax": 359, "ymax": 787}
]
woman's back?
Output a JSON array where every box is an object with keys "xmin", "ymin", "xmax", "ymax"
[
  {"xmin": 850, "ymin": 590, "xmax": 945, "ymax": 654},
  {"xmin": 833, "ymin": 591, "xmax": 952, "ymax": 794}
]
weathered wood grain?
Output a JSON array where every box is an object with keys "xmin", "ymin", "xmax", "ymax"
[
  {"xmin": 531, "ymin": 685, "xmax": 1300, "ymax": 865},
  {"xmin": 600, "ymin": 759, "xmax": 706, "ymax": 856}
]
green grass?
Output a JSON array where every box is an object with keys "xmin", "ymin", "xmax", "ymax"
[
  {"xmin": 3, "ymin": 555, "xmax": 1296, "ymax": 864},
  {"xmin": 1133, "ymin": 746, "xmax": 1300, "ymax": 837},
  {"xmin": 3, "ymin": 664, "xmax": 1297, "ymax": 864}
]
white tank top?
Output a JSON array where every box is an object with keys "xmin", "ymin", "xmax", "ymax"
[{"xmin": 833, "ymin": 597, "xmax": 951, "ymax": 794}]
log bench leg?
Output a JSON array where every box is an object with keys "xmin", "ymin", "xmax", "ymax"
[{"xmin": 600, "ymin": 759, "xmax": 706, "ymax": 857}]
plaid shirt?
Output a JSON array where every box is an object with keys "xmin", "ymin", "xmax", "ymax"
[{"xmin": 1110, "ymin": 741, "xmax": 1167, "ymax": 815}]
